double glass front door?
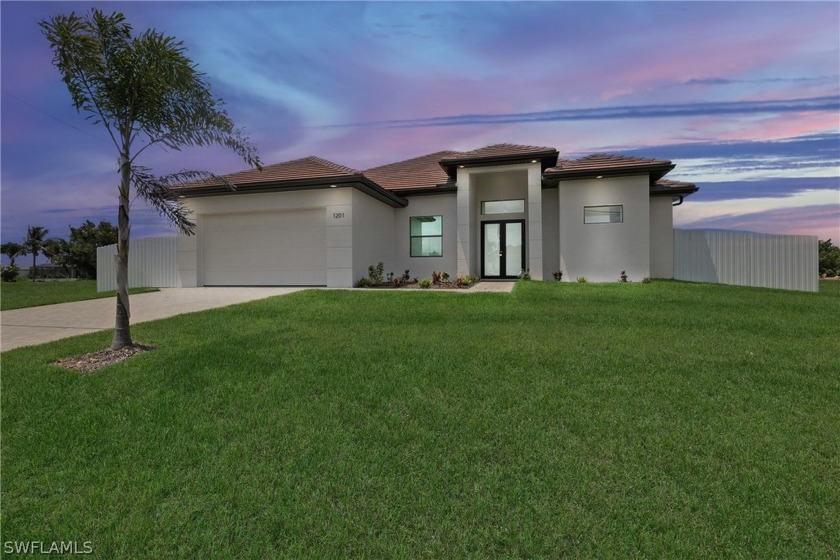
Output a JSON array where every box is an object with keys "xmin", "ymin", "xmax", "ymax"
[{"xmin": 482, "ymin": 220, "xmax": 525, "ymax": 279}]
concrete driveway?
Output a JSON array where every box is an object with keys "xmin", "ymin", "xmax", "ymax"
[{"xmin": 1, "ymin": 287, "xmax": 304, "ymax": 352}]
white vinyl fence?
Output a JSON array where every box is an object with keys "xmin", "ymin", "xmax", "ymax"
[
  {"xmin": 674, "ymin": 229, "xmax": 818, "ymax": 292},
  {"xmin": 96, "ymin": 230, "xmax": 819, "ymax": 293},
  {"xmin": 96, "ymin": 236, "xmax": 178, "ymax": 292}
]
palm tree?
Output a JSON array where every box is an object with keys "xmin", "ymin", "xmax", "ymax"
[
  {"xmin": 41, "ymin": 9, "xmax": 260, "ymax": 348},
  {"xmin": 1, "ymin": 242, "xmax": 23, "ymax": 267},
  {"xmin": 21, "ymin": 225, "xmax": 49, "ymax": 281}
]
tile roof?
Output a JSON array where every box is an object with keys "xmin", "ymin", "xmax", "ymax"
[
  {"xmin": 651, "ymin": 178, "xmax": 699, "ymax": 195},
  {"xmin": 363, "ymin": 151, "xmax": 458, "ymax": 191},
  {"xmin": 175, "ymin": 145, "xmax": 695, "ymax": 199},
  {"xmin": 439, "ymin": 143, "xmax": 558, "ymax": 161},
  {"xmin": 655, "ymin": 178, "xmax": 696, "ymax": 188},
  {"xmin": 179, "ymin": 156, "xmax": 359, "ymax": 189},
  {"xmin": 546, "ymin": 153, "xmax": 674, "ymax": 174}
]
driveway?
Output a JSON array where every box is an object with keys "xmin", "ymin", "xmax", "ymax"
[{"xmin": 1, "ymin": 287, "xmax": 304, "ymax": 352}]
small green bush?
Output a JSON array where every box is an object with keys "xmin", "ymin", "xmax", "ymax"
[
  {"xmin": 576, "ymin": 277, "xmax": 588, "ymax": 283},
  {"xmin": 552, "ymin": 270, "xmax": 563, "ymax": 281},
  {"xmin": 1, "ymin": 265, "xmax": 20, "ymax": 282},
  {"xmin": 367, "ymin": 262, "xmax": 385, "ymax": 285},
  {"xmin": 455, "ymin": 275, "xmax": 479, "ymax": 288},
  {"xmin": 355, "ymin": 277, "xmax": 371, "ymax": 288},
  {"xmin": 419, "ymin": 278, "xmax": 432, "ymax": 289}
]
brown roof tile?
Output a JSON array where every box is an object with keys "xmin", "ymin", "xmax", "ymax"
[
  {"xmin": 544, "ymin": 153, "xmax": 676, "ymax": 182},
  {"xmin": 439, "ymin": 143, "xmax": 558, "ymax": 161},
  {"xmin": 651, "ymin": 178, "xmax": 699, "ymax": 195},
  {"xmin": 547, "ymin": 153, "xmax": 673, "ymax": 173},
  {"xmin": 179, "ymin": 156, "xmax": 359, "ymax": 189},
  {"xmin": 363, "ymin": 151, "xmax": 459, "ymax": 191}
]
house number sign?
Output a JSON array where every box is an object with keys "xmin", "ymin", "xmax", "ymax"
[{"xmin": 332, "ymin": 212, "xmax": 345, "ymax": 219}]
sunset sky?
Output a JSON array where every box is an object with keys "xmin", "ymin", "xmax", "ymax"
[{"xmin": 1, "ymin": 1, "xmax": 838, "ymax": 255}]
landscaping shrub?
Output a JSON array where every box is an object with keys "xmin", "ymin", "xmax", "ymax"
[
  {"xmin": 1, "ymin": 265, "xmax": 20, "ymax": 282},
  {"xmin": 367, "ymin": 262, "xmax": 385, "ymax": 285}
]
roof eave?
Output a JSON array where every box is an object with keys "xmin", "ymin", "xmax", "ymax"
[
  {"xmin": 389, "ymin": 183, "xmax": 458, "ymax": 196},
  {"xmin": 650, "ymin": 184, "xmax": 699, "ymax": 197},
  {"xmin": 175, "ymin": 174, "xmax": 407, "ymax": 208},
  {"xmin": 543, "ymin": 163, "xmax": 675, "ymax": 184},
  {"xmin": 440, "ymin": 150, "xmax": 560, "ymax": 176}
]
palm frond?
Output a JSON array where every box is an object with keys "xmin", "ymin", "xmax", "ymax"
[{"xmin": 130, "ymin": 167, "xmax": 198, "ymax": 235}]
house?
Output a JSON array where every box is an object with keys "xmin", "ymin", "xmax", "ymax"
[{"xmin": 170, "ymin": 143, "xmax": 698, "ymax": 287}]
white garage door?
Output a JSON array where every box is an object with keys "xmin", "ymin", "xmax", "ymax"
[{"xmin": 202, "ymin": 209, "xmax": 326, "ymax": 286}]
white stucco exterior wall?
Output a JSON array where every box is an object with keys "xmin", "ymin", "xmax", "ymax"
[
  {"xmin": 176, "ymin": 232, "xmax": 197, "ymax": 287},
  {"xmin": 526, "ymin": 164, "xmax": 543, "ymax": 280},
  {"xmin": 456, "ymin": 168, "xmax": 473, "ymax": 278},
  {"xmin": 649, "ymin": 196, "xmax": 675, "ymax": 278},
  {"xmin": 541, "ymin": 188, "xmax": 559, "ymax": 280},
  {"xmin": 393, "ymin": 193, "xmax": 457, "ymax": 280},
  {"xmin": 350, "ymin": 188, "xmax": 396, "ymax": 284},
  {"xmin": 558, "ymin": 175, "xmax": 650, "ymax": 282}
]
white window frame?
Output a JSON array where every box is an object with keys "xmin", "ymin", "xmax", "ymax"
[
  {"xmin": 481, "ymin": 199, "xmax": 526, "ymax": 215},
  {"xmin": 584, "ymin": 205, "xmax": 623, "ymax": 224}
]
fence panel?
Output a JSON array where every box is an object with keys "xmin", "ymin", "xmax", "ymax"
[
  {"xmin": 674, "ymin": 229, "xmax": 818, "ymax": 292},
  {"xmin": 96, "ymin": 236, "xmax": 178, "ymax": 292}
]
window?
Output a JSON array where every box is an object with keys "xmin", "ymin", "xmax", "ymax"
[
  {"xmin": 410, "ymin": 216, "xmax": 443, "ymax": 257},
  {"xmin": 584, "ymin": 205, "xmax": 623, "ymax": 224},
  {"xmin": 481, "ymin": 199, "xmax": 525, "ymax": 215}
]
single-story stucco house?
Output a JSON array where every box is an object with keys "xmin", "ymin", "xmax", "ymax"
[{"xmin": 170, "ymin": 143, "xmax": 698, "ymax": 287}]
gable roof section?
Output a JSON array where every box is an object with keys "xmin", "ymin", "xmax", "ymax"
[
  {"xmin": 545, "ymin": 153, "xmax": 675, "ymax": 181},
  {"xmin": 439, "ymin": 143, "xmax": 559, "ymax": 173},
  {"xmin": 363, "ymin": 151, "xmax": 459, "ymax": 193}
]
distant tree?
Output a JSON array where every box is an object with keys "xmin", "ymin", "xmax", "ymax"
[
  {"xmin": 43, "ymin": 237, "xmax": 72, "ymax": 276},
  {"xmin": 1, "ymin": 242, "xmax": 23, "ymax": 267},
  {"xmin": 65, "ymin": 220, "xmax": 118, "ymax": 279},
  {"xmin": 41, "ymin": 9, "xmax": 260, "ymax": 349},
  {"xmin": 21, "ymin": 225, "xmax": 49, "ymax": 281},
  {"xmin": 819, "ymin": 239, "xmax": 840, "ymax": 277}
]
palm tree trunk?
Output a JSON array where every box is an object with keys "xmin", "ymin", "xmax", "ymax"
[
  {"xmin": 31, "ymin": 251, "xmax": 36, "ymax": 281},
  {"xmin": 112, "ymin": 153, "xmax": 133, "ymax": 349}
]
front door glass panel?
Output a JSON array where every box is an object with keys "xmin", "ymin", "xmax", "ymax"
[
  {"xmin": 505, "ymin": 223, "xmax": 523, "ymax": 277},
  {"xmin": 483, "ymin": 223, "xmax": 501, "ymax": 276},
  {"xmin": 482, "ymin": 220, "xmax": 524, "ymax": 279}
]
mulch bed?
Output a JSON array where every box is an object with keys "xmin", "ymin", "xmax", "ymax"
[
  {"xmin": 402, "ymin": 282, "xmax": 474, "ymax": 289},
  {"xmin": 54, "ymin": 344, "xmax": 154, "ymax": 373}
]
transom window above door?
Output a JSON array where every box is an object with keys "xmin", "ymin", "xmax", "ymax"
[{"xmin": 481, "ymin": 199, "xmax": 525, "ymax": 215}]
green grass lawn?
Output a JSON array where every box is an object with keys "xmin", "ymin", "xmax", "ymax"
[
  {"xmin": 0, "ymin": 279, "xmax": 157, "ymax": 311},
  {"xmin": 2, "ymin": 281, "xmax": 838, "ymax": 558}
]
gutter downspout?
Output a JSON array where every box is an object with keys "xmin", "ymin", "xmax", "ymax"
[{"xmin": 672, "ymin": 195, "xmax": 684, "ymax": 207}]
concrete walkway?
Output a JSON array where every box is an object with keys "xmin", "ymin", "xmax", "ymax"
[{"xmin": 1, "ymin": 287, "xmax": 303, "ymax": 352}]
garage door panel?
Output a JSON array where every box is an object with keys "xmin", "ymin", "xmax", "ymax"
[{"xmin": 202, "ymin": 210, "xmax": 326, "ymax": 286}]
